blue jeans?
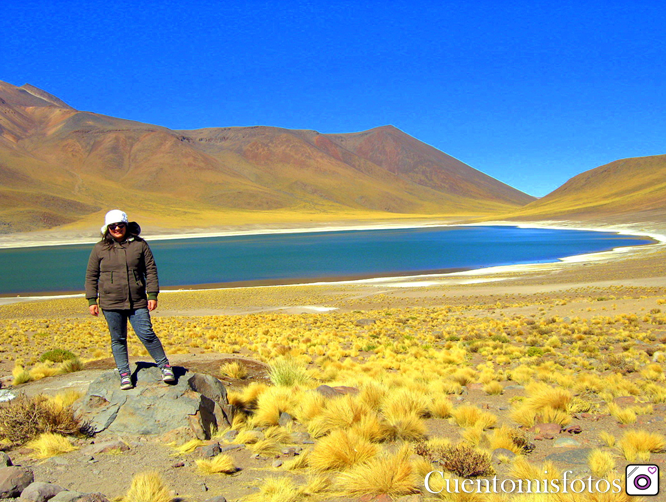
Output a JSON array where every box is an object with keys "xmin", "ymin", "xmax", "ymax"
[{"xmin": 102, "ymin": 308, "xmax": 169, "ymax": 376}]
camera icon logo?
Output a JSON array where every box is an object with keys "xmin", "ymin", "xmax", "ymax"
[{"xmin": 626, "ymin": 464, "xmax": 659, "ymax": 496}]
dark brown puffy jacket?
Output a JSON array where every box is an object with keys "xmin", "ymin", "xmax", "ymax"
[{"xmin": 85, "ymin": 237, "xmax": 159, "ymax": 310}]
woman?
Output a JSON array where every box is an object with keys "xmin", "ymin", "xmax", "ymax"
[{"xmin": 85, "ymin": 209, "xmax": 175, "ymax": 390}]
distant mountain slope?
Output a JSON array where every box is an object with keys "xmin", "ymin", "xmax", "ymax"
[
  {"xmin": 505, "ymin": 154, "xmax": 666, "ymax": 221},
  {"xmin": 0, "ymin": 80, "xmax": 534, "ymax": 233}
]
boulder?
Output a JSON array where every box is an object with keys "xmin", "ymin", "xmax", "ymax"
[
  {"xmin": 0, "ymin": 466, "xmax": 33, "ymax": 498},
  {"xmin": 74, "ymin": 367, "xmax": 233, "ymax": 439},
  {"xmin": 73, "ymin": 494, "xmax": 110, "ymax": 502},
  {"xmin": 50, "ymin": 492, "xmax": 85, "ymax": 502},
  {"xmin": 0, "ymin": 453, "xmax": 11, "ymax": 467},
  {"xmin": 19, "ymin": 481, "xmax": 65, "ymax": 501}
]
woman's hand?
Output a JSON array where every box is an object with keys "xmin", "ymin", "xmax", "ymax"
[
  {"xmin": 89, "ymin": 304, "xmax": 99, "ymax": 316},
  {"xmin": 148, "ymin": 300, "xmax": 158, "ymax": 311}
]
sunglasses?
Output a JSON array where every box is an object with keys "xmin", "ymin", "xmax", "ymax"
[{"xmin": 108, "ymin": 223, "xmax": 126, "ymax": 231}]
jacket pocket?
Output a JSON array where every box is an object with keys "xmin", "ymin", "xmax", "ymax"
[{"xmin": 132, "ymin": 269, "xmax": 144, "ymax": 288}]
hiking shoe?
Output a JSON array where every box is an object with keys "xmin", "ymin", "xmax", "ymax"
[
  {"xmin": 120, "ymin": 373, "xmax": 133, "ymax": 390},
  {"xmin": 161, "ymin": 365, "xmax": 176, "ymax": 383}
]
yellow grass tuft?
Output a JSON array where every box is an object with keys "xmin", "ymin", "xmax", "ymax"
[
  {"xmin": 383, "ymin": 410, "xmax": 427, "ymax": 441},
  {"xmin": 618, "ymin": 430, "xmax": 666, "ymax": 462},
  {"xmin": 195, "ymin": 454, "xmax": 236, "ymax": 474},
  {"xmin": 26, "ymin": 432, "xmax": 78, "ymax": 458},
  {"xmin": 122, "ymin": 472, "xmax": 172, "ymax": 502},
  {"xmin": 451, "ymin": 405, "xmax": 497, "ymax": 429},
  {"xmin": 308, "ymin": 394, "xmax": 372, "ymax": 436},
  {"xmin": 588, "ymin": 449, "xmax": 616, "ymax": 478},
  {"xmin": 12, "ymin": 365, "xmax": 31, "ymax": 385},
  {"xmin": 171, "ymin": 439, "xmax": 204, "ymax": 455},
  {"xmin": 220, "ymin": 360, "xmax": 248, "ymax": 379},
  {"xmin": 599, "ymin": 431, "xmax": 616, "ymax": 448},
  {"xmin": 429, "ymin": 397, "xmax": 453, "ymax": 418},
  {"xmin": 483, "ymin": 381, "xmax": 504, "ymax": 395},
  {"xmin": 245, "ymin": 476, "xmax": 301, "ymax": 502},
  {"xmin": 49, "ymin": 390, "xmax": 83, "ymax": 409},
  {"xmin": 349, "ymin": 413, "xmax": 389, "ymax": 443},
  {"xmin": 309, "ymin": 429, "xmax": 379, "ymax": 471},
  {"xmin": 268, "ymin": 357, "xmax": 311, "ymax": 387},
  {"xmin": 284, "ymin": 449, "xmax": 310, "ymax": 470},
  {"xmin": 336, "ymin": 444, "xmax": 418, "ymax": 498},
  {"xmin": 56, "ymin": 357, "xmax": 84, "ymax": 374},
  {"xmin": 607, "ymin": 403, "xmax": 637, "ymax": 424}
]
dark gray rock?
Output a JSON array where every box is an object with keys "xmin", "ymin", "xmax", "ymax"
[
  {"xmin": 546, "ymin": 448, "xmax": 593, "ymax": 465},
  {"xmin": 19, "ymin": 481, "xmax": 66, "ymax": 502},
  {"xmin": 0, "ymin": 466, "xmax": 33, "ymax": 498},
  {"xmin": 491, "ymin": 448, "xmax": 516, "ymax": 463},
  {"xmin": 74, "ymin": 367, "xmax": 232, "ymax": 439}
]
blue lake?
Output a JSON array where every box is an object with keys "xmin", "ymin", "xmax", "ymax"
[{"xmin": 0, "ymin": 226, "xmax": 653, "ymax": 295}]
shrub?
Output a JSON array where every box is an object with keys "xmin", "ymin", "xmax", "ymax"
[
  {"xmin": 0, "ymin": 394, "xmax": 87, "ymax": 448},
  {"xmin": 415, "ymin": 442, "xmax": 493, "ymax": 478},
  {"xmin": 40, "ymin": 349, "xmax": 76, "ymax": 363},
  {"xmin": 220, "ymin": 360, "xmax": 248, "ymax": 379},
  {"xmin": 122, "ymin": 472, "xmax": 171, "ymax": 502},
  {"xmin": 268, "ymin": 357, "xmax": 310, "ymax": 387},
  {"xmin": 526, "ymin": 347, "xmax": 544, "ymax": 357},
  {"xmin": 26, "ymin": 432, "xmax": 78, "ymax": 458},
  {"xmin": 196, "ymin": 454, "xmax": 236, "ymax": 474}
]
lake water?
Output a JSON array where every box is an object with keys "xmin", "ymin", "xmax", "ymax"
[{"xmin": 0, "ymin": 226, "xmax": 653, "ymax": 295}]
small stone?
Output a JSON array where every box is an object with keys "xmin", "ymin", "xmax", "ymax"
[
  {"xmin": 0, "ymin": 453, "xmax": 11, "ymax": 467},
  {"xmin": 222, "ymin": 430, "xmax": 238, "ymax": 442},
  {"xmin": 504, "ymin": 385, "xmax": 525, "ymax": 391},
  {"xmin": 20, "ymin": 481, "xmax": 66, "ymax": 502},
  {"xmin": 203, "ymin": 496, "xmax": 228, "ymax": 502},
  {"xmin": 251, "ymin": 453, "xmax": 260, "ymax": 459},
  {"xmin": 531, "ymin": 423, "xmax": 561, "ymax": 436},
  {"xmin": 491, "ymin": 448, "xmax": 516, "ymax": 463},
  {"xmin": 201, "ymin": 482, "xmax": 208, "ymax": 492},
  {"xmin": 0, "ymin": 466, "xmax": 34, "ymax": 498},
  {"xmin": 546, "ymin": 448, "xmax": 593, "ymax": 465},
  {"xmin": 467, "ymin": 383, "xmax": 484, "ymax": 391},
  {"xmin": 198, "ymin": 442, "xmax": 222, "ymax": 458},
  {"xmin": 396, "ymin": 495, "xmax": 424, "ymax": 502},
  {"xmin": 332, "ymin": 386, "xmax": 359, "ymax": 395},
  {"xmin": 614, "ymin": 396, "xmax": 636, "ymax": 406},
  {"xmin": 172, "ymin": 461, "xmax": 186, "ymax": 468},
  {"xmin": 50, "ymin": 491, "xmax": 85, "ymax": 502},
  {"xmin": 291, "ymin": 432, "xmax": 312, "ymax": 444},
  {"xmin": 86, "ymin": 440, "xmax": 131, "ymax": 455},
  {"xmin": 278, "ymin": 412, "xmax": 293, "ymax": 427},
  {"xmin": 315, "ymin": 385, "xmax": 340, "ymax": 398},
  {"xmin": 272, "ymin": 460, "xmax": 283, "ymax": 468},
  {"xmin": 74, "ymin": 494, "xmax": 110, "ymax": 502},
  {"xmin": 564, "ymin": 425, "xmax": 582, "ymax": 434},
  {"xmin": 355, "ymin": 318, "xmax": 376, "ymax": 326},
  {"xmin": 553, "ymin": 437, "xmax": 581, "ymax": 448}
]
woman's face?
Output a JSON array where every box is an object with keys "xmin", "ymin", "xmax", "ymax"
[{"xmin": 108, "ymin": 222, "xmax": 127, "ymax": 241}]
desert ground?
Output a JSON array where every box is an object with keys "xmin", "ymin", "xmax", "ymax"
[{"xmin": 0, "ymin": 219, "xmax": 665, "ymax": 501}]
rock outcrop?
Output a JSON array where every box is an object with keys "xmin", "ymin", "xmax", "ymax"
[{"xmin": 74, "ymin": 366, "xmax": 233, "ymax": 439}]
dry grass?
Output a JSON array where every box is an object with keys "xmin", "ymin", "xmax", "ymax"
[
  {"xmin": 309, "ymin": 429, "xmax": 379, "ymax": 471},
  {"xmin": 122, "ymin": 472, "xmax": 172, "ymax": 502},
  {"xmin": 220, "ymin": 360, "xmax": 248, "ymax": 379},
  {"xmin": 26, "ymin": 432, "xmax": 78, "ymax": 458},
  {"xmin": 195, "ymin": 454, "xmax": 236, "ymax": 474},
  {"xmin": 618, "ymin": 430, "xmax": 666, "ymax": 461},
  {"xmin": 0, "ymin": 394, "xmax": 85, "ymax": 448},
  {"xmin": 336, "ymin": 444, "xmax": 418, "ymax": 497},
  {"xmin": 451, "ymin": 405, "xmax": 497, "ymax": 429},
  {"xmin": 588, "ymin": 449, "xmax": 616, "ymax": 477}
]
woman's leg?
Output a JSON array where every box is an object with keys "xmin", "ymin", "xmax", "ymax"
[
  {"xmin": 128, "ymin": 308, "xmax": 169, "ymax": 368},
  {"xmin": 102, "ymin": 309, "xmax": 131, "ymax": 376}
]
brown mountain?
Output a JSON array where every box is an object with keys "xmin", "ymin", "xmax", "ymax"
[
  {"xmin": 0, "ymin": 80, "xmax": 534, "ymax": 233},
  {"xmin": 501, "ymin": 154, "xmax": 666, "ymax": 223}
]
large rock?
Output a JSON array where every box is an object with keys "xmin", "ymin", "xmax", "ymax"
[
  {"xmin": 19, "ymin": 481, "xmax": 65, "ymax": 501},
  {"xmin": 0, "ymin": 466, "xmax": 33, "ymax": 498},
  {"xmin": 74, "ymin": 366, "xmax": 233, "ymax": 439}
]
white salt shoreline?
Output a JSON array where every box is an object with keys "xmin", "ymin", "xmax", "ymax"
[{"xmin": 0, "ymin": 220, "xmax": 663, "ymax": 305}]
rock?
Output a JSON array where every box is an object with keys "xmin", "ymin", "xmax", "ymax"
[
  {"xmin": 74, "ymin": 494, "xmax": 110, "ymax": 502},
  {"xmin": 315, "ymin": 385, "xmax": 340, "ymax": 398},
  {"xmin": 19, "ymin": 481, "xmax": 66, "ymax": 501},
  {"xmin": 355, "ymin": 318, "xmax": 376, "ymax": 326},
  {"xmin": 504, "ymin": 385, "xmax": 525, "ymax": 391},
  {"xmin": 278, "ymin": 412, "xmax": 293, "ymax": 427},
  {"xmin": 332, "ymin": 386, "xmax": 359, "ymax": 395},
  {"xmin": 272, "ymin": 459, "xmax": 283, "ymax": 468},
  {"xmin": 203, "ymin": 496, "xmax": 227, "ymax": 502},
  {"xmin": 613, "ymin": 396, "xmax": 636, "ymax": 406},
  {"xmin": 467, "ymin": 383, "xmax": 484, "ymax": 391},
  {"xmin": 74, "ymin": 367, "xmax": 232, "ymax": 439},
  {"xmin": 222, "ymin": 430, "xmax": 238, "ymax": 442},
  {"xmin": 197, "ymin": 442, "xmax": 221, "ymax": 458},
  {"xmin": 531, "ymin": 423, "xmax": 561, "ymax": 436},
  {"xmin": 50, "ymin": 492, "xmax": 85, "ymax": 502},
  {"xmin": 546, "ymin": 448, "xmax": 593, "ymax": 465},
  {"xmin": 85, "ymin": 440, "xmax": 130, "ymax": 455},
  {"xmin": 219, "ymin": 444, "xmax": 245, "ymax": 454},
  {"xmin": 564, "ymin": 425, "xmax": 582, "ymax": 434},
  {"xmin": 652, "ymin": 351, "xmax": 665, "ymax": 362},
  {"xmin": 553, "ymin": 437, "xmax": 581, "ymax": 448},
  {"xmin": 396, "ymin": 496, "xmax": 424, "ymax": 502},
  {"xmin": 0, "ymin": 466, "xmax": 34, "ymax": 498},
  {"xmin": 491, "ymin": 448, "xmax": 516, "ymax": 463},
  {"xmin": 0, "ymin": 453, "xmax": 11, "ymax": 467},
  {"xmin": 291, "ymin": 432, "xmax": 313, "ymax": 444}
]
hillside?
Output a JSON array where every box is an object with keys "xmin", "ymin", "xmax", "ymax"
[
  {"xmin": 501, "ymin": 154, "xmax": 666, "ymax": 223},
  {"xmin": 0, "ymin": 80, "xmax": 535, "ymax": 233}
]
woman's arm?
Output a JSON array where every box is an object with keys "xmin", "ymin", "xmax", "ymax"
[
  {"xmin": 85, "ymin": 245, "xmax": 101, "ymax": 315},
  {"xmin": 143, "ymin": 241, "xmax": 160, "ymax": 301}
]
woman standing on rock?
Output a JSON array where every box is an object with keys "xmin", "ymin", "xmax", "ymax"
[{"xmin": 85, "ymin": 209, "xmax": 175, "ymax": 390}]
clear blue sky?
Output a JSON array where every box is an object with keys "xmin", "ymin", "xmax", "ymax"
[{"xmin": 3, "ymin": 0, "xmax": 665, "ymax": 197}]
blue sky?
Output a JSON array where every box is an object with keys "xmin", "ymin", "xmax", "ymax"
[{"xmin": 2, "ymin": 0, "xmax": 665, "ymax": 197}]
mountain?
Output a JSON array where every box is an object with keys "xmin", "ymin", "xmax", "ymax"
[
  {"xmin": 0, "ymin": 80, "xmax": 534, "ymax": 233},
  {"xmin": 502, "ymin": 154, "xmax": 666, "ymax": 222}
]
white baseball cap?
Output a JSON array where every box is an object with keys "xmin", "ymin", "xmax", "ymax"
[{"xmin": 101, "ymin": 209, "xmax": 129, "ymax": 235}]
